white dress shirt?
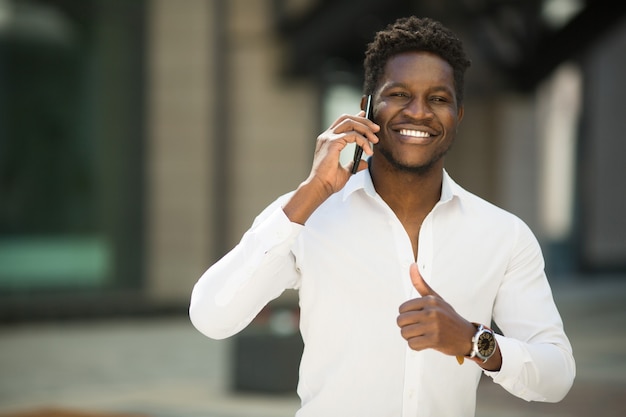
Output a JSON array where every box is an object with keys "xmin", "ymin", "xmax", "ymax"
[{"xmin": 190, "ymin": 169, "xmax": 575, "ymax": 417}]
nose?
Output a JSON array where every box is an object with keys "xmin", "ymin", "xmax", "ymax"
[{"xmin": 404, "ymin": 96, "xmax": 434, "ymax": 120}]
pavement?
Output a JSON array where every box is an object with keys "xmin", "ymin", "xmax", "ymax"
[{"xmin": 0, "ymin": 276, "xmax": 625, "ymax": 417}]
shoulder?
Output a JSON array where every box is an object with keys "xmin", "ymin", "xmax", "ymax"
[{"xmin": 450, "ymin": 179, "xmax": 536, "ymax": 242}]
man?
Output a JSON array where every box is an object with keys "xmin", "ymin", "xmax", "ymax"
[{"xmin": 190, "ymin": 16, "xmax": 575, "ymax": 416}]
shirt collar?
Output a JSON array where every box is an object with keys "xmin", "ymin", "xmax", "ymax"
[
  {"xmin": 440, "ymin": 169, "xmax": 460, "ymax": 203},
  {"xmin": 342, "ymin": 166, "xmax": 461, "ymax": 204}
]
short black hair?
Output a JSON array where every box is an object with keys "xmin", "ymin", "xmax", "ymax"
[{"xmin": 363, "ymin": 16, "xmax": 471, "ymax": 105}]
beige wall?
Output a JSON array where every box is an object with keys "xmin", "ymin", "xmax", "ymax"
[
  {"xmin": 145, "ymin": 0, "xmax": 215, "ymax": 302},
  {"xmin": 228, "ymin": 0, "xmax": 316, "ymax": 247},
  {"xmin": 144, "ymin": 0, "xmax": 315, "ymax": 303},
  {"xmin": 444, "ymin": 92, "xmax": 541, "ymax": 234}
]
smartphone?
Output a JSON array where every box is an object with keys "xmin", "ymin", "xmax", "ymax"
[{"xmin": 351, "ymin": 94, "xmax": 374, "ymax": 174}]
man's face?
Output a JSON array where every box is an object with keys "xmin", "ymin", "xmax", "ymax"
[{"xmin": 372, "ymin": 51, "xmax": 464, "ymax": 174}]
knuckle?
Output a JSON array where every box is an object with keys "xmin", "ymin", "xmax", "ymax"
[
  {"xmin": 400, "ymin": 327, "xmax": 410, "ymax": 339},
  {"xmin": 337, "ymin": 116, "xmax": 353, "ymax": 127},
  {"xmin": 425, "ymin": 308, "xmax": 437, "ymax": 320},
  {"xmin": 409, "ymin": 339, "xmax": 421, "ymax": 351},
  {"xmin": 423, "ymin": 294, "xmax": 437, "ymax": 303}
]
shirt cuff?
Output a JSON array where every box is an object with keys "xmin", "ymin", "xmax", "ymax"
[{"xmin": 483, "ymin": 334, "xmax": 538, "ymax": 400}]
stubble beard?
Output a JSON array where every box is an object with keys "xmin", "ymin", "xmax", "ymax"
[{"xmin": 376, "ymin": 140, "xmax": 454, "ymax": 175}]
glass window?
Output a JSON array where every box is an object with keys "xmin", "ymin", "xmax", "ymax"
[{"xmin": 0, "ymin": 0, "xmax": 145, "ymax": 303}]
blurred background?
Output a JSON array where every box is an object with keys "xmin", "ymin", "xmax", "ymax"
[{"xmin": 0, "ymin": 0, "xmax": 625, "ymax": 416}]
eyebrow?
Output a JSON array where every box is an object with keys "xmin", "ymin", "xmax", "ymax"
[
  {"xmin": 381, "ymin": 82, "xmax": 454, "ymax": 95},
  {"xmin": 380, "ymin": 82, "xmax": 408, "ymax": 90}
]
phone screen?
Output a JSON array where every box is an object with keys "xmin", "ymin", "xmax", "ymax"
[{"xmin": 351, "ymin": 95, "xmax": 374, "ymax": 174}]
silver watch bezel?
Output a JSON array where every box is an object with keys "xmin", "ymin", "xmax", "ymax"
[{"xmin": 470, "ymin": 324, "xmax": 496, "ymax": 363}]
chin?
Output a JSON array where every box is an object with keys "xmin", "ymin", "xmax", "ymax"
[
  {"xmin": 378, "ymin": 148, "xmax": 440, "ymax": 175},
  {"xmin": 396, "ymin": 161, "xmax": 437, "ymax": 175}
]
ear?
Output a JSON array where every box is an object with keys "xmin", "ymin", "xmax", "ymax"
[
  {"xmin": 360, "ymin": 95, "xmax": 369, "ymax": 111},
  {"xmin": 457, "ymin": 105, "xmax": 464, "ymax": 124}
]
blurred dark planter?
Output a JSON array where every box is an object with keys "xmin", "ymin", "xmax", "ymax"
[{"xmin": 232, "ymin": 308, "xmax": 303, "ymax": 394}]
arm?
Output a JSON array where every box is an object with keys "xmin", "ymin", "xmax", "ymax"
[
  {"xmin": 396, "ymin": 222, "xmax": 575, "ymax": 402},
  {"xmin": 189, "ymin": 204, "xmax": 302, "ymax": 339},
  {"xmin": 284, "ymin": 111, "xmax": 379, "ymax": 224},
  {"xmin": 485, "ymin": 221, "xmax": 575, "ymax": 402},
  {"xmin": 190, "ymin": 111, "xmax": 379, "ymax": 339}
]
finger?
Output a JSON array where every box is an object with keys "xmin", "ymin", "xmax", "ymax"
[
  {"xmin": 333, "ymin": 115, "xmax": 380, "ymax": 140},
  {"xmin": 341, "ymin": 130, "xmax": 377, "ymax": 152},
  {"xmin": 351, "ymin": 110, "xmax": 380, "ymax": 132},
  {"xmin": 327, "ymin": 113, "xmax": 353, "ymax": 129},
  {"xmin": 397, "ymin": 309, "xmax": 426, "ymax": 327},
  {"xmin": 351, "ymin": 129, "xmax": 379, "ymax": 155},
  {"xmin": 400, "ymin": 322, "xmax": 427, "ymax": 343},
  {"xmin": 362, "ymin": 131, "xmax": 378, "ymax": 155},
  {"xmin": 410, "ymin": 263, "xmax": 441, "ymax": 298},
  {"xmin": 350, "ymin": 158, "xmax": 369, "ymax": 173},
  {"xmin": 328, "ymin": 111, "xmax": 376, "ymax": 129},
  {"xmin": 354, "ymin": 116, "xmax": 381, "ymax": 136},
  {"xmin": 358, "ymin": 111, "xmax": 380, "ymax": 133}
]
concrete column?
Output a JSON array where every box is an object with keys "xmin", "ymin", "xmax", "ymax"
[
  {"xmin": 494, "ymin": 94, "xmax": 541, "ymax": 234},
  {"xmin": 227, "ymin": 0, "xmax": 316, "ymax": 245},
  {"xmin": 144, "ymin": 0, "xmax": 215, "ymax": 302}
]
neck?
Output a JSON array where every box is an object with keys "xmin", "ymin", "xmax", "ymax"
[{"xmin": 369, "ymin": 157, "xmax": 443, "ymax": 222}]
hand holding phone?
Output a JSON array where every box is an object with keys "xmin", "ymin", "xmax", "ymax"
[{"xmin": 351, "ymin": 95, "xmax": 374, "ymax": 174}]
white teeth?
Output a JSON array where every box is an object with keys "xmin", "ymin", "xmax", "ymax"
[{"xmin": 400, "ymin": 129, "xmax": 430, "ymax": 138}]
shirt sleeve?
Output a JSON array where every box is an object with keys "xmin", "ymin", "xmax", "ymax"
[
  {"xmin": 484, "ymin": 219, "xmax": 576, "ymax": 402},
  {"xmin": 189, "ymin": 201, "xmax": 303, "ymax": 340}
]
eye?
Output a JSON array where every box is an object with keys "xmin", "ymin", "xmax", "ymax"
[
  {"xmin": 389, "ymin": 91, "xmax": 410, "ymax": 98},
  {"xmin": 430, "ymin": 96, "xmax": 448, "ymax": 103}
]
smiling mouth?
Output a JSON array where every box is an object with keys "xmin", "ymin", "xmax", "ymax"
[{"xmin": 399, "ymin": 129, "xmax": 433, "ymax": 138}]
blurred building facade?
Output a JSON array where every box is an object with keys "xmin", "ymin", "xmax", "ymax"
[{"xmin": 0, "ymin": 0, "xmax": 624, "ymax": 320}]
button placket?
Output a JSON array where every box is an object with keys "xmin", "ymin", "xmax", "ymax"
[
  {"xmin": 416, "ymin": 211, "xmax": 434, "ymax": 288},
  {"xmin": 402, "ymin": 345, "xmax": 422, "ymax": 417}
]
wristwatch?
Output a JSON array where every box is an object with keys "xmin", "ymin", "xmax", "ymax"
[{"xmin": 469, "ymin": 323, "xmax": 496, "ymax": 363}]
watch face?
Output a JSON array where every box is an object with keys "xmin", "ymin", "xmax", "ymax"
[{"xmin": 478, "ymin": 332, "xmax": 496, "ymax": 358}]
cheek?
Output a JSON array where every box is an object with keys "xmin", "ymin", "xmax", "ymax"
[
  {"xmin": 372, "ymin": 106, "xmax": 390, "ymax": 125},
  {"xmin": 441, "ymin": 110, "xmax": 461, "ymax": 130}
]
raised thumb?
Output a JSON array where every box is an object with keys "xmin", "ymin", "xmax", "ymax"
[{"xmin": 410, "ymin": 263, "xmax": 439, "ymax": 297}]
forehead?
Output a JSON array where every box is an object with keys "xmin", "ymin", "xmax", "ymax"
[{"xmin": 381, "ymin": 51, "xmax": 455, "ymax": 89}]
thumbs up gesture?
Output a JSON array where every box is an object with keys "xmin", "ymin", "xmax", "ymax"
[
  {"xmin": 397, "ymin": 263, "xmax": 475, "ymax": 358},
  {"xmin": 409, "ymin": 262, "xmax": 442, "ymax": 298}
]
